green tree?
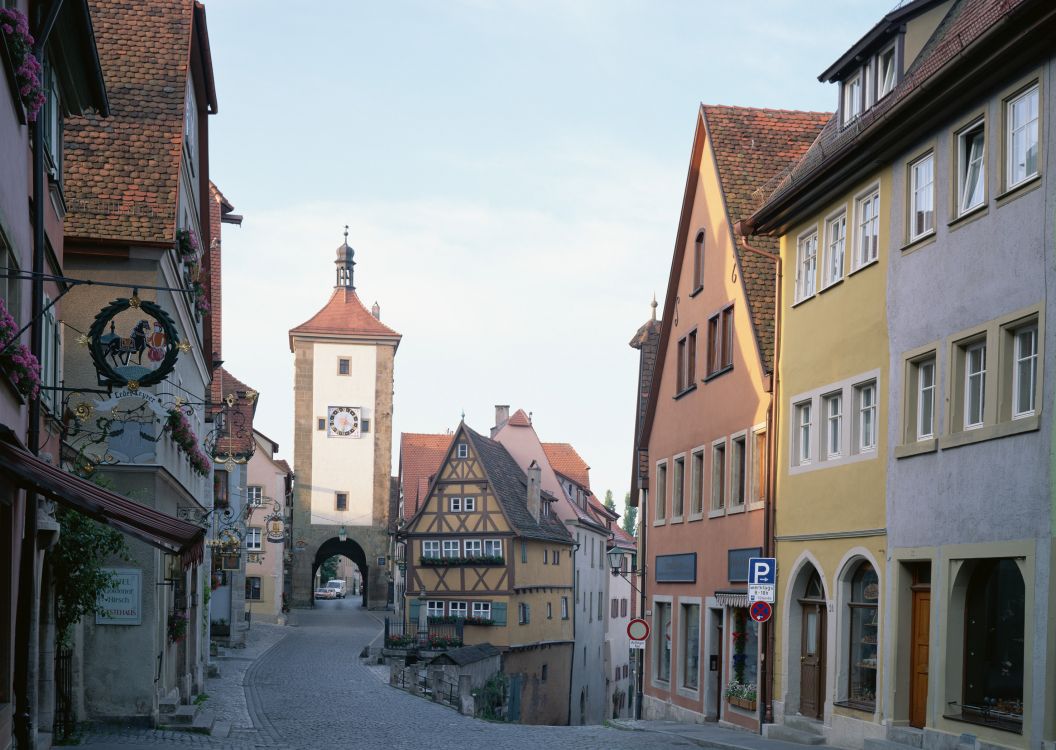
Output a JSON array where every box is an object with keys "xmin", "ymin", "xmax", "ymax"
[
  {"xmin": 604, "ymin": 489, "xmax": 616, "ymax": 514},
  {"xmin": 319, "ymin": 555, "xmax": 339, "ymax": 583},
  {"xmin": 622, "ymin": 492, "xmax": 637, "ymax": 536},
  {"xmin": 51, "ymin": 505, "xmax": 130, "ymax": 648}
]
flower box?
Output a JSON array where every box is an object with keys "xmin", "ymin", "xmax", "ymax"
[
  {"xmin": 419, "ymin": 555, "xmax": 505, "ymax": 567},
  {"xmin": 729, "ymin": 696, "xmax": 757, "ymax": 711}
]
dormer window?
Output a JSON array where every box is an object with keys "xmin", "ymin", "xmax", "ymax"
[
  {"xmin": 456, "ymin": 442, "xmax": 468, "ymax": 458},
  {"xmin": 878, "ymin": 45, "xmax": 897, "ymax": 98},
  {"xmin": 842, "ymin": 72, "xmax": 862, "ymax": 125}
]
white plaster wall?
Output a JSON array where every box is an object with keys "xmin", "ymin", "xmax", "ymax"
[{"xmin": 309, "ymin": 342, "xmax": 376, "ymax": 526}]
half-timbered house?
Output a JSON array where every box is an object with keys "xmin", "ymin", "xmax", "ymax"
[{"xmin": 402, "ymin": 422, "xmax": 574, "ymax": 725}]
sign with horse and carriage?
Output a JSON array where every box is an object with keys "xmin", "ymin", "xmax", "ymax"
[{"xmin": 87, "ymin": 295, "xmax": 182, "ymax": 390}]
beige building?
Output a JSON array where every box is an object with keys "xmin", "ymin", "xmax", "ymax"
[{"xmin": 244, "ymin": 430, "xmax": 293, "ymax": 622}]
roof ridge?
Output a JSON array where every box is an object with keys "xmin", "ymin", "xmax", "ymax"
[{"xmin": 701, "ymin": 103, "xmax": 833, "ymax": 116}]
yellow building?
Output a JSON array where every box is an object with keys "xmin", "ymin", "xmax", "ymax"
[{"xmin": 402, "ymin": 423, "xmax": 574, "ymax": 724}]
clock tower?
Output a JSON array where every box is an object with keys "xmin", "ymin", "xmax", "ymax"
[{"xmin": 288, "ymin": 233, "xmax": 400, "ymax": 609}]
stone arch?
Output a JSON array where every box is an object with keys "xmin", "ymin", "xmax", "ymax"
[
  {"xmin": 311, "ymin": 536, "xmax": 369, "ymax": 607},
  {"xmin": 831, "ymin": 548, "xmax": 881, "ymax": 711},
  {"xmin": 781, "ymin": 553, "xmax": 828, "ymax": 719}
]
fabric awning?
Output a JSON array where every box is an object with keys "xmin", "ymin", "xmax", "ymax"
[
  {"xmin": 0, "ymin": 427, "xmax": 204, "ymax": 566},
  {"xmin": 715, "ymin": 591, "xmax": 749, "ymax": 608}
]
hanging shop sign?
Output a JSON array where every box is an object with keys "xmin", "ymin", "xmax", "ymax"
[
  {"xmin": 265, "ymin": 514, "xmax": 286, "ymax": 543},
  {"xmin": 88, "ymin": 295, "xmax": 182, "ymax": 389}
]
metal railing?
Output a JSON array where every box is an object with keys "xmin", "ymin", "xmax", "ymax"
[
  {"xmin": 55, "ymin": 647, "xmax": 74, "ymax": 739},
  {"xmin": 384, "ymin": 616, "xmax": 463, "ymax": 649}
]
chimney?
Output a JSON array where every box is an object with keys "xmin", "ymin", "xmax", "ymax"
[
  {"xmin": 371, "ymin": 301, "xmax": 381, "ymax": 320},
  {"xmin": 491, "ymin": 404, "xmax": 510, "ymax": 437},
  {"xmin": 526, "ymin": 460, "xmax": 541, "ymax": 521}
]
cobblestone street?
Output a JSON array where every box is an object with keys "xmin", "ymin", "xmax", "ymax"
[{"xmin": 79, "ymin": 601, "xmax": 701, "ymax": 750}]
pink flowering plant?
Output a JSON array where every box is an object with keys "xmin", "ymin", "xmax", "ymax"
[
  {"xmin": 165, "ymin": 406, "xmax": 211, "ymax": 477},
  {"xmin": 193, "ymin": 282, "xmax": 210, "ymax": 316},
  {"xmin": 0, "ymin": 8, "xmax": 45, "ymax": 121},
  {"xmin": 0, "ymin": 296, "xmax": 41, "ymax": 400},
  {"xmin": 175, "ymin": 229, "xmax": 199, "ymax": 260}
]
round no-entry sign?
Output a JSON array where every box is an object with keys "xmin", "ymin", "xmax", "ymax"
[
  {"xmin": 627, "ymin": 618, "xmax": 650, "ymax": 641},
  {"xmin": 750, "ymin": 600, "xmax": 773, "ymax": 623}
]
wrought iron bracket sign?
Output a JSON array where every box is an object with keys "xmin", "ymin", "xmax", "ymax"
[{"xmin": 87, "ymin": 294, "xmax": 182, "ymax": 389}]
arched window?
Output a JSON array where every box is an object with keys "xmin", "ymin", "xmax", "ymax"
[
  {"xmin": 693, "ymin": 231, "xmax": 705, "ymax": 291},
  {"xmin": 962, "ymin": 559, "xmax": 1024, "ymax": 730},
  {"xmin": 804, "ymin": 570, "xmax": 823, "ymax": 600},
  {"xmin": 847, "ymin": 561, "xmax": 879, "ymax": 708}
]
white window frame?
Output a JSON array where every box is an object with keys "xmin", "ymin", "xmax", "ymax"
[
  {"xmin": 916, "ymin": 359, "xmax": 936, "ymax": 440},
  {"xmin": 1012, "ymin": 324, "xmax": 1038, "ymax": 419},
  {"xmin": 1007, "ymin": 84, "xmax": 1039, "ymax": 189},
  {"xmin": 518, "ymin": 602, "xmax": 530, "ymax": 625},
  {"xmin": 856, "ymin": 381, "xmax": 877, "ymax": 453},
  {"xmin": 463, "ymin": 496, "xmax": 476, "ymax": 512},
  {"xmin": 245, "ymin": 527, "xmax": 262, "ymax": 551},
  {"xmin": 427, "ymin": 600, "xmax": 445, "ymax": 618},
  {"xmin": 878, "ymin": 44, "xmax": 897, "ymax": 98},
  {"xmin": 909, "ymin": 153, "xmax": 935, "ymax": 241},
  {"xmin": 842, "ymin": 71, "xmax": 862, "ymax": 124},
  {"xmin": 472, "ymin": 601, "xmax": 492, "ymax": 619},
  {"xmin": 247, "ymin": 486, "xmax": 264, "ymax": 507},
  {"xmin": 442, "ymin": 540, "xmax": 461, "ymax": 558},
  {"xmin": 483, "ymin": 539, "xmax": 503, "ymax": 558},
  {"xmin": 654, "ymin": 460, "xmax": 667, "ymax": 523},
  {"xmin": 464, "ymin": 539, "xmax": 482, "ymax": 557},
  {"xmin": 854, "ymin": 188, "xmax": 880, "ymax": 269},
  {"xmin": 964, "ymin": 341, "xmax": 986, "ymax": 430},
  {"xmin": 456, "ymin": 442, "xmax": 468, "ymax": 458},
  {"xmin": 795, "ymin": 230, "xmax": 818, "ymax": 302},
  {"xmin": 795, "ymin": 401, "xmax": 813, "ymax": 466},
  {"xmin": 449, "ymin": 496, "xmax": 462, "ymax": 512},
  {"xmin": 957, "ymin": 120, "xmax": 986, "ymax": 215},
  {"xmin": 824, "ymin": 392, "xmax": 842, "ymax": 459},
  {"xmin": 449, "ymin": 601, "xmax": 468, "ymax": 618},
  {"xmin": 709, "ymin": 438, "xmax": 727, "ymax": 515},
  {"xmin": 422, "ymin": 540, "xmax": 440, "ymax": 559},
  {"xmin": 824, "ymin": 211, "xmax": 847, "ymax": 287},
  {"xmin": 729, "ymin": 433, "xmax": 747, "ymax": 510},
  {"xmin": 747, "ymin": 424, "xmax": 767, "ymax": 510}
]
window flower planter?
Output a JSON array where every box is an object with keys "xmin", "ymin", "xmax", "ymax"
[
  {"xmin": 0, "ymin": 8, "xmax": 44, "ymax": 121},
  {"xmin": 0, "ymin": 297, "xmax": 41, "ymax": 400},
  {"xmin": 165, "ymin": 407, "xmax": 211, "ymax": 477},
  {"xmin": 729, "ymin": 695, "xmax": 757, "ymax": 711},
  {"xmin": 419, "ymin": 555, "xmax": 504, "ymax": 567}
]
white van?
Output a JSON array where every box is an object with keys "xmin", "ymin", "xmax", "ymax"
[{"xmin": 325, "ymin": 579, "xmax": 347, "ymax": 598}]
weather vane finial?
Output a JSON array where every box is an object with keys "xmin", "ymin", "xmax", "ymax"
[{"xmin": 343, "ymin": 224, "xmax": 349, "ymax": 244}]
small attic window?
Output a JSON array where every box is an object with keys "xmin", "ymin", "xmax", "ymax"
[
  {"xmin": 457, "ymin": 442, "xmax": 468, "ymax": 458},
  {"xmin": 842, "ymin": 72, "xmax": 862, "ymax": 125},
  {"xmin": 878, "ymin": 44, "xmax": 897, "ymax": 98}
]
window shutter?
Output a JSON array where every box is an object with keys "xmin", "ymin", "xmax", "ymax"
[
  {"xmin": 492, "ymin": 602, "xmax": 507, "ymax": 626},
  {"xmin": 408, "ymin": 600, "xmax": 420, "ymax": 624}
]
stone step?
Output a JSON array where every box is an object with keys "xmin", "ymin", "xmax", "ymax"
[
  {"xmin": 158, "ymin": 687, "xmax": 181, "ymax": 715},
  {"xmin": 888, "ymin": 727, "xmax": 925, "ymax": 749},
  {"xmin": 190, "ymin": 709, "xmax": 215, "ymax": 735},
  {"xmin": 784, "ymin": 715, "xmax": 825, "ymax": 735},
  {"xmin": 866, "ymin": 739, "xmax": 920, "ymax": 750},
  {"xmin": 763, "ymin": 724, "xmax": 826, "ymax": 745},
  {"xmin": 211, "ymin": 719, "xmax": 232, "ymax": 738},
  {"xmin": 166, "ymin": 705, "xmax": 198, "ymax": 725}
]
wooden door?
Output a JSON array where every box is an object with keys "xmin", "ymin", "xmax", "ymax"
[
  {"xmin": 909, "ymin": 590, "xmax": 930, "ymax": 728},
  {"xmin": 800, "ymin": 602, "xmax": 825, "ymax": 719}
]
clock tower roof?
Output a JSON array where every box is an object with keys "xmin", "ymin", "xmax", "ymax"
[{"xmin": 288, "ymin": 287, "xmax": 401, "ymax": 350}]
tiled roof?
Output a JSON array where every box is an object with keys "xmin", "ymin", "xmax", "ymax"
[
  {"xmin": 542, "ymin": 443, "xmax": 590, "ymax": 489},
  {"xmin": 702, "ymin": 106, "xmax": 830, "ymax": 372},
  {"xmin": 753, "ymin": 0, "xmax": 1028, "ymax": 230},
  {"xmin": 64, "ymin": 0, "xmax": 198, "ymax": 244},
  {"xmin": 399, "ymin": 433, "xmax": 452, "ymax": 521},
  {"xmin": 274, "ymin": 459, "xmax": 292, "ymax": 476},
  {"xmin": 464, "ymin": 427, "xmax": 572, "ymax": 544},
  {"xmin": 211, "ymin": 368, "xmax": 257, "ymax": 458},
  {"xmin": 507, "ymin": 409, "xmax": 531, "ymax": 427},
  {"xmin": 288, "ymin": 288, "xmax": 401, "ymax": 350},
  {"xmin": 610, "ymin": 525, "xmax": 636, "ymax": 549}
]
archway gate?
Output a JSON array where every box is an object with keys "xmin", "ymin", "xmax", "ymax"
[{"xmin": 291, "ymin": 524, "xmax": 389, "ymax": 609}]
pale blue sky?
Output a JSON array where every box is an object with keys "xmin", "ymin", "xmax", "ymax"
[{"xmin": 207, "ymin": 1, "xmax": 889, "ymax": 512}]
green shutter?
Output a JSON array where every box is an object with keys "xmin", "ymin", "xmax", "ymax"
[
  {"xmin": 492, "ymin": 602, "xmax": 507, "ymax": 626},
  {"xmin": 408, "ymin": 600, "xmax": 419, "ymax": 624}
]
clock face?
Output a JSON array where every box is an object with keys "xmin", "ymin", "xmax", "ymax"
[{"xmin": 327, "ymin": 406, "xmax": 361, "ymax": 438}]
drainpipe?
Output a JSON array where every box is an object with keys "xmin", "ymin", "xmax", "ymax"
[
  {"xmin": 735, "ymin": 225, "xmax": 781, "ymax": 732},
  {"xmin": 635, "ymin": 490, "xmax": 646, "ymax": 720},
  {"xmin": 14, "ymin": 4, "xmax": 64, "ymax": 748}
]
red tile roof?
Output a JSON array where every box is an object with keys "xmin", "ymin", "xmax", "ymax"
[
  {"xmin": 610, "ymin": 525, "xmax": 636, "ymax": 549},
  {"xmin": 702, "ymin": 106, "xmax": 830, "ymax": 372},
  {"xmin": 507, "ymin": 409, "xmax": 531, "ymax": 427},
  {"xmin": 399, "ymin": 433, "xmax": 452, "ymax": 520},
  {"xmin": 64, "ymin": 0, "xmax": 203, "ymax": 245},
  {"xmin": 542, "ymin": 442, "xmax": 591, "ymax": 489},
  {"xmin": 288, "ymin": 288, "xmax": 401, "ymax": 350}
]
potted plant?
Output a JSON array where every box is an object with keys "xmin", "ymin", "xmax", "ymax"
[
  {"xmin": 210, "ymin": 618, "xmax": 229, "ymax": 636},
  {"xmin": 724, "ymin": 681, "xmax": 757, "ymax": 710},
  {"xmin": 0, "ymin": 297, "xmax": 41, "ymax": 401},
  {"xmin": 168, "ymin": 609, "xmax": 188, "ymax": 644},
  {"xmin": 0, "ymin": 7, "xmax": 45, "ymax": 121}
]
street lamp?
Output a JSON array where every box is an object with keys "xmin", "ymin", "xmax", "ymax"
[
  {"xmin": 608, "ymin": 545, "xmax": 647, "ymax": 720},
  {"xmin": 338, "ymin": 525, "xmax": 347, "ymax": 543}
]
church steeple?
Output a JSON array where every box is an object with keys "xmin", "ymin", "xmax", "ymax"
[{"xmin": 335, "ymin": 225, "xmax": 356, "ymax": 289}]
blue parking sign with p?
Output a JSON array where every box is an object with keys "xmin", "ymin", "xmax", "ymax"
[{"xmin": 748, "ymin": 557, "xmax": 776, "ymax": 585}]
